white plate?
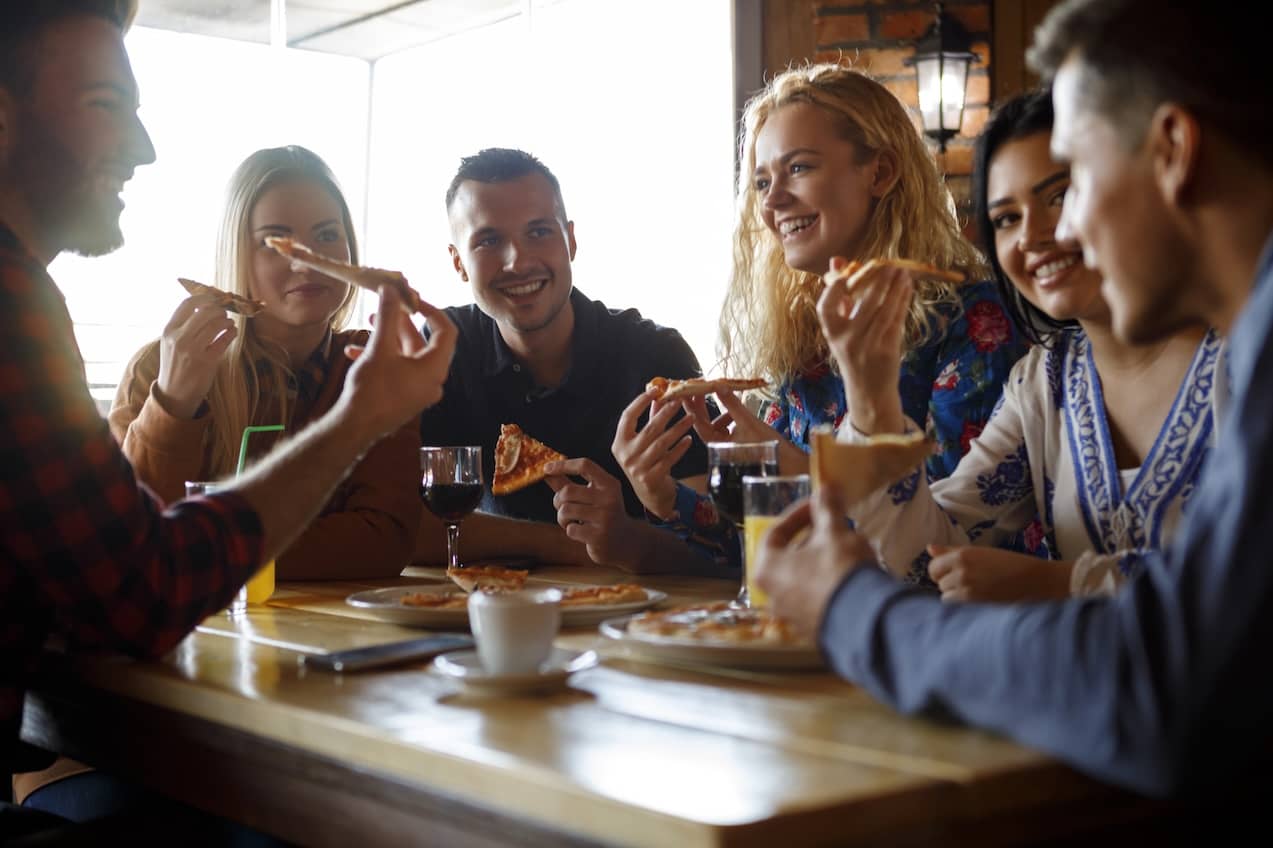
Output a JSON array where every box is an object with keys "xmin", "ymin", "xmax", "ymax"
[
  {"xmin": 345, "ymin": 584, "xmax": 667, "ymax": 630},
  {"xmin": 431, "ymin": 647, "xmax": 597, "ymax": 695},
  {"xmin": 598, "ymin": 614, "xmax": 824, "ymax": 671}
]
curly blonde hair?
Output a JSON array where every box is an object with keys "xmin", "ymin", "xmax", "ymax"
[{"xmin": 719, "ymin": 63, "xmax": 986, "ymax": 386}]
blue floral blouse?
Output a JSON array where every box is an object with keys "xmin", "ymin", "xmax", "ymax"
[{"xmin": 654, "ymin": 280, "xmax": 1029, "ymax": 571}]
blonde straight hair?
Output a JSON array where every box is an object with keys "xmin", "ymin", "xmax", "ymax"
[
  {"xmin": 720, "ymin": 63, "xmax": 986, "ymax": 386},
  {"xmin": 202, "ymin": 146, "xmax": 359, "ymax": 476}
]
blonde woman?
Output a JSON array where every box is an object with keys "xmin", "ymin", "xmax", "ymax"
[
  {"xmin": 110, "ymin": 145, "xmax": 421, "ymax": 580},
  {"xmin": 613, "ymin": 64, "xmax": 1026, "ymax": 576}
]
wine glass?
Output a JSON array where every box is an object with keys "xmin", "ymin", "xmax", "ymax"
[
  {"xmin": 707, "ymin": 441, "xmax": 779, "ymax": 607},
  {"xmin": 420, "ymin": 446, "xmax": 484, "ymax": 571}
]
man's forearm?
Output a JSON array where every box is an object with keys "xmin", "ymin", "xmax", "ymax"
[{"xmin": 231, "ymin": 407, "xmax": 374, "ymax": 564}]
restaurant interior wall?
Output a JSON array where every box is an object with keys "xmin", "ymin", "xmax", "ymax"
[
  {"xmin": 52, "ymin": 1, "xmax": 735, "ymax": 408},
  {"xmin": 762, "ymin": 0, "xmax": 1060, "ymax": 225}
]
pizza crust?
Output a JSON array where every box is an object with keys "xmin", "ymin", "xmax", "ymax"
[
  {"xmin": 810, "ymin": 425, "xmax": 932, "ymax": 507},
  {"xmin": 447, "ymin": 564, "xmax": 530, "ymax": 593},
  {"xmin": 263, "ymin": 236, "xmax": 424, "ymax": 312},
  {"xmin": 177, "ymin": 277, "xmax": 266, "ymax": 316},
  {"xmin": 490, "ymin": 423, "xmax": 568, "ymax": 495},
  {"xmin": 646, "ymin": 376, "xmax": 767, "ymax": 401}
]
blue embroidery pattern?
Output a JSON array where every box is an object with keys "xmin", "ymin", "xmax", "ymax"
[
  {"xmin": 976, "ymin": 442, "xmax": 1032, "ymax": 506},
  {"xmin": 888, "ymin": 470, "xmax": 921, "ymax": 505},
  {"xmin": 1065, "ymin": 329, "xmax": 1219, "ymax": 553}
]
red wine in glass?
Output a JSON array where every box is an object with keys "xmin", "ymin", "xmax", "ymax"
[
  {"xmin": 708, "ymin": 461, "xmax": 779, "ymax": 525},
  {"xmin": 420, "ymin": 446, "xmax": 483, "ymax": 570},
  {"xmin": 421, "ymin": 482, "xmax": 483, "ymax": 523},
  {"xmin": 706, "ymin": 441, "xmax": 780, "ymax": 607}
]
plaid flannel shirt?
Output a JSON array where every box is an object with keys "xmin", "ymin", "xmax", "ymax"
[{"xmin": 0, "ymin": 223, "xmax": 264, "ymax": 773}]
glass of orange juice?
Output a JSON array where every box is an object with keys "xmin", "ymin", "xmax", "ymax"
[{"xmin": 742, "ymin": 474, "xmax": 811, "ymax": 608}]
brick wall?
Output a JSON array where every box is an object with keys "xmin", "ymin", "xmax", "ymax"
[{"xmin": 811, "ymin": 0, "xmax": 993, "ymax": 215}]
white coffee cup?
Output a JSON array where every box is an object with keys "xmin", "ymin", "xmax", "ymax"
[{"xmin": 468, "ymin": 588, "xmax": 563, "ymax": 675}]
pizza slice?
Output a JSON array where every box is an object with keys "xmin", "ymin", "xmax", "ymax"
[
  {"xmin": 557, "ymin": 584, "xmax": 649, "ymax": 607},
  {"xmin": 824, "ymin": 257, "xmax": 968, "ymax": 288},
  {"xmin": 177, "ymin": 277, "xmax": 267, "ymax": 317},
  {"xmin": 810, "ymin": 425, "xmax": 933, "ymax": 507},
  {"xmin": 645, "ymin": 376, "xmax": 768, "ymax": 401},
  {"xmin": 262, "ymin": 235, "xmax": 425, "ymax": 313},
  {"xmin": 400, "ymin": 590, "xmax": 470, "ymax": 609},
  {"xmin": 627, "ymin": 601, "xmax": 807, "ymax": 645},
  {"xmin": 446, "ymin": 563, "xmax": 529, "ymax": 593},
  {"xmin": 491, "ymin": 423, "xmax": 568, "ymax": 496}
]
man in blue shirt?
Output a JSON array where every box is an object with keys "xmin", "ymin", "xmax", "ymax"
[{"xmin": 755, "ymin": 0, "xmax": 1273, "ymax": 798}]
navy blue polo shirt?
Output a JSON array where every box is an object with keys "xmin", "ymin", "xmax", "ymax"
[{"xmin": 420, "ymin": 288, "xmax": 709, "ymax": 522}]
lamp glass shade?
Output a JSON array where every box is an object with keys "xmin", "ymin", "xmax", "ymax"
[{"xmin": 914, "ymin": 52, "xmax": 970, "ymax": 137}]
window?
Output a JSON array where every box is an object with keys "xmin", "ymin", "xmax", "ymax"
[{"xmin": 53, "ymin": 1, "xmax": 735, "ymax": 406}]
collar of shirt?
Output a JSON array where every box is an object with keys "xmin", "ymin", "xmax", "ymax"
[
  {"xmin": 479, "ymin": 289, "xmax": 599, "ymax": 400},
  {"xmin": 253, "ymin": 329, "xmax": 334, "ymax": 407}
]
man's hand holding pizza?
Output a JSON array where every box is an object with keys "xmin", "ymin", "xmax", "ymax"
[
  {"xmin": 335, "ymin": 286, "xmax": 457, "ymax": 444},
  {"xmin": 545, "ymin": 457, "xmax": 651, "ymax": 570},
  {"xmin": 156, "ymin": 292, "xmax": 239, "ymax": 419},
  {"xmin": 753, "ymin": 485, "xmax": 878, "ymax": 637}
]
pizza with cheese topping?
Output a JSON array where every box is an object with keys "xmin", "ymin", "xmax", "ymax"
[
  {"xmin": 491, "ymin": 423, "xmax": 568, "ymax": 495},
  {"xmin": 645, "ymin": 376, "xmax": 767, "ymax": 401},
  {"xmin": 626, "ymin": 601, "xmax": 807, "ymax": 645},
  {"xmin": 446, "ymin": 563, "xmax": 529, "ymax": 593},
  {"xmin": 263, "ymin": 235, "xmax": 425, "ymax": 313}
]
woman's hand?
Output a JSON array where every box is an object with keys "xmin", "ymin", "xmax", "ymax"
[
  {"xmin": 611, "ymin": 388, "xmax": 696, "ymax": 519},
  {"xmin": 927, "ymin": 545, "xmax": 1073, "ymax": 603},
  {"xmin": 155, "ymin": 294, "xmax": 238, "ymax": 419},
  {"xmin": 682, "ymin": 390, "xmax": 808, "ymax": 475},
  {"xmin": 817, "ymin": 257, "xmax": 911, "ymax": 436}
]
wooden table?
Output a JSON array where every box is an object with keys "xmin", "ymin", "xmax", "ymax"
[{"xmin": 19, "ymin": 564, "xmax": 1151, "ymax": 847}]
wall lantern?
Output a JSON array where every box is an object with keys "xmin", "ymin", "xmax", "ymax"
[{"xmin": 905, "ymin": 2, "xmax": 977, "ymax": 153}]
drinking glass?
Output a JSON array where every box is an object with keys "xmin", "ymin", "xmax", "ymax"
[
  {"xmin": 420, "ymin": 446, "xmax": 484, "ymax": 570},
  {"xmin": 743, "ymin": 475, "xmax": 811, "ymax": 608},
  {"xmin": 706, "ymin": 441, "xmax": 779, "ymax": 607}
]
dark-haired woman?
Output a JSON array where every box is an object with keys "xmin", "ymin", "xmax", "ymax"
[{"xmin": 826, "ymin": 89, "xmax": 1220, "ymax": 602}]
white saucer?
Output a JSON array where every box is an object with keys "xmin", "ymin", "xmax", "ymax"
[{"xmin": 431, "ymin": 647, "xmax": 597, "ymax": 695}]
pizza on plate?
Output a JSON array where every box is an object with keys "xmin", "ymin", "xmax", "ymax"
[
  {"xmin": 400, "ymin": 590, "xmax": 469, "ymax": 609},
  {"xmin": 491, "ymin": 423, "xmax": 568, "ymax": 495},
  {"xmin": 810, "ymin": 425, "xmax": 932, "ymax": 507},
  {"xmin": 401, "ymin": 581, "xmax": 647, "ymax": 609},
  {"xmin": 446, "ymin": 563, "xmax": 530, "ymax": 593},
  {"xmin": 626, "ymin": 601, "xmax": 807, "ymax": 645},
  {"xmin": 558, "ymin": 584, "xmax": 648, "ymax": 607},
  {"xmin": 645, "ymin": 376, "xmax": 768, "ymax": 401},
  {"xmin": 263, "ymin": 235, "xmax": 425, "ymax": 313},
  {"xmin": 177, "ymin": 277, "xmax": 266, "ymax": 317}
]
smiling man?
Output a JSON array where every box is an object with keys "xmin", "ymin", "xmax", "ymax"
[
  {"xmin": 1, "ymin": 0, "xmax": 457, "ymax": 836},
  {"xmin": 417, "ymin": 148, "xmax": 713, "ymax": 572},
  {"xmin": 753, "ymin": 0, "xmax": 1273, "ymax": 809}
]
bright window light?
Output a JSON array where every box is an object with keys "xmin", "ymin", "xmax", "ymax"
[{"xmin": 53, "ymin": 1, "xmax": 734, "ymax": 404}]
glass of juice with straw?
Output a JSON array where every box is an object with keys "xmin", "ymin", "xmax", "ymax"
[{"xmin": 238, "ymin": 424, "xmax": 285, "ymax": 605}]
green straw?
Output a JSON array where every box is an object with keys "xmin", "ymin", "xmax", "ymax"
[{"xmin": 237, "ymin": 424, "xmax": 286, "ymax": 476}]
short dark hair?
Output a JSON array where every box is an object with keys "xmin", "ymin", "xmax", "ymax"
[
  {"xmin": 971, "ymin": 89, "xmax": 1076, "ymax": 347},
  {"xmin": 1, "ymin": 0, "xmax": 136, "ymax": 96},
  {"xmin": 1027, "ymin": 0, "xmax": 1273, "ymax": 169},
  {"xmin": 444, "ymin": 148, "xmax": 567, "ymax": 219}
]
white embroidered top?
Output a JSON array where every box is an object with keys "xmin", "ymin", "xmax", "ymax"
[{"xmin": 844, "ymin": 329, "xmax": 1224, "ymax": 595}]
